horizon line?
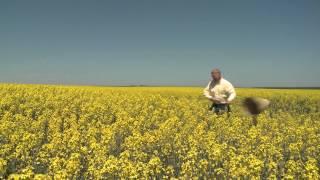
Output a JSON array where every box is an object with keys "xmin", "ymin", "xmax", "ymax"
[{"xmin": 0, "ymin": 82, "xmax": 320, "ymax": 89}]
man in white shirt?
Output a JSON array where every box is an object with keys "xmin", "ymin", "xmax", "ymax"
[{"xmin": 203, "ymin": 68, "xmax": 236, "ymax": 114}]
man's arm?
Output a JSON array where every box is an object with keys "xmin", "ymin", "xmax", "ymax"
[
  {"xmin": 226, "ymin": 82, "xmax": 236, "ymax": 103},
  {"xmin": 203, "ymin": 81, "xmax": 213, "ymax": 99}
]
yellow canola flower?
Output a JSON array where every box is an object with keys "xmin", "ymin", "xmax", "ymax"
[{"xmin": 0, "ymin": 84, "xmax": 319, "ymax": 179}]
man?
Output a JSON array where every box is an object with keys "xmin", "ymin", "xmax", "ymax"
[{"xmin": 203, "ymin": 68, "xmax": 236, "ymax": 114}]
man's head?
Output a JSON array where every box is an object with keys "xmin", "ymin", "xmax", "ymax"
[{"xmin": 211, "ymin": 68, "xmax": 222, "ymax": 81}]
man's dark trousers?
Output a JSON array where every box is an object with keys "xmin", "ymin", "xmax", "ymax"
[{"xmin": 209, "ymin": 103, "xmax": 231, "ymax": 114}]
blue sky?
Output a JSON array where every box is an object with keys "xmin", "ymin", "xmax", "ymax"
[{"xmin": 1, "ymin": 0, "xmax": 319, "ymax": 87}]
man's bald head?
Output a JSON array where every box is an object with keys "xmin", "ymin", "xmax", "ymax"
[{"xmin": 211, "ymin": 68, "xmax": 222, "ymax": 81}]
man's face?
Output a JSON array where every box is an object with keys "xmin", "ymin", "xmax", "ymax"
[{"xmin": 211, "ymin": 70, "xmax": 221, "ymax": 81}]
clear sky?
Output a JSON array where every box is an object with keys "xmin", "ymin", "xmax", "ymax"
[{"xmin": 1, "ymin": 0, "xmax": 319, "ymax": 87}]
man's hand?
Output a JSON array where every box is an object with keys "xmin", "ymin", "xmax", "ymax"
[
  {"xmin": 210, "ymin": 97, "xmax": 226, "ymax": 104},
  {"xmin": 210, "ymin": 99, "xmax": 220, "ymax": 104}
]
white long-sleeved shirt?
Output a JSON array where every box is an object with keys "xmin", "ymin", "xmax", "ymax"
[{"xmin": 203, "ymin": 77, "xmax": 236, "ymax": 104}]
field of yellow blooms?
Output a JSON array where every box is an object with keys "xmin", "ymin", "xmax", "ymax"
[{"xmin": 0, "ymin": 83, "xmax": 319, "ymax": 179}]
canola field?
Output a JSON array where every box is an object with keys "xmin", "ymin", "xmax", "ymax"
[{"xmin": 0, "ymin": 84, "xmax": 319, "ymax": 179}]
